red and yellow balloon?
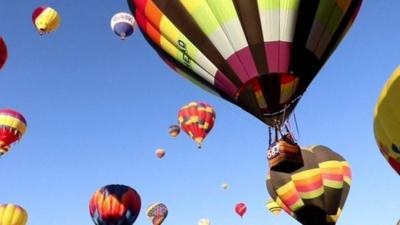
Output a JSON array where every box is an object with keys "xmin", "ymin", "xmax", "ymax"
[
  {"xmin": 89, "ymin": 184, "xmax": 141, "ymax": 225},
  {"xmin": 0, "ymin": 109, "xmax": 27, "ymax": 156},
  {"xmin": 178, "ymin": 101, "xmax": 215, "ymax": 148}
]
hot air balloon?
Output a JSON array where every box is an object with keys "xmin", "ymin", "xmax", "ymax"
[
  {"xmin": 178, "ymin": 101, "xmax": 215, "ymax": 148},
  {"xmin": 235, "ymin": 203, "xmax": 247, "ymax": 218},
  {"xmin": 374, "ymin": 66, "xmax": 400, "ymax": 175},
  {"xmin": 111, "ymin": 12, "xmax": 137, "ymax": 40},
  {"xmin": 155, "ymin": 148, "xmax": 165, "ymax": 159},
  {"xmin": 146, "ymin": 203, "xmax": 168, "ymax": 225},
  {"xmin": 168, "ymin": 125, "xmax": 180, "ymax": 137},
  {"xmin": 198, "ymin": 218, "xmax": 210, "ymax": 225},
  {"xmin": 266, "ymin": 199, "xmax": 281, "ymax": 216},
  {"xmin": 0, "ymin": 109, "xmax": 27, "ymax": 156},
  {"xmin": 0, "ymin": 204, "xmax": 28, "ymax": 225},
  {"xmin": 32, "ymin": 6, "xmax": 60, "ymax": 35},
  {"xmin": 89, "ymin": 184, "xmax": 141, "ymax": 225},
  {"xmin": 0, "ymin": 37, "xmax": 7, "ymax": 70},
  {"xmin": 221, "ymin": 182, "xmax": 229, "ymax": 190},
  {"xmin": 127, "ymin": 0, "xmax": 363, "ymax": 154},
  {"xmin": 267, "ymin": 145, "xmax": 351, "ymax": 225}
]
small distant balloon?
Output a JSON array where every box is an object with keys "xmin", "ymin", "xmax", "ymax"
[
  {"xmin": 235, "ymin": 203, "xmax": 247, "ymax": 218},
  {"xmin": 0, "ymin": 109, "xmax": 27, "ymax": 156},
  {"xmin": 198, "ymin": 218, "xmax": 210, "ymax": 225},
  {"xmin": 155, "ymin": 148, "xmax": 165, "ymax": 159},
  {"xmin": 111, "ymin": 12, "xmax": 136, "ymax": 40},
  {"xmin": 0, "ymin": 37, "xmax": 8, "ymax": 70},
  {"xmin": 266, "ymin": 199, "xmax": 281, "ymax": 216},
  {"xmin": 32, "ymin": 6, "xmax": 60, "ymax": 35},
  {"xmin": 0, "ymin": 204, "xmax": 28, "ymax": 225},
  {"xmin": 221, "ymin": 183, "xmax": 229, "ymax": 190},
  {"xmin": 146, "ymin": 203, "xmax": 168, "ymax": 225},
  {"xmin": 168, "ymin": 125, "xmax": 180, "ymax": 137}
]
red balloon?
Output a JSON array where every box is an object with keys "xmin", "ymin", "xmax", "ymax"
[
  {"xmin": 0, "ymin": 37, "xmax": 8, "ymax": 70},
  {"xmin": 235, "ymin": 203, "xmax": 247, "ymax": 218},
  {"xmin": 89, "ymin": 184, "xmax": 141, "ymax": 225}
]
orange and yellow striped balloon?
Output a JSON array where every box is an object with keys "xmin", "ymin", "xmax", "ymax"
[
  {"xmin": 267, "ymin": 145, "xmax": 351, "ymax": 225},
  {"xmin": 178, "ymin": 102, "xmax": 215, "ymax": 148},
  {"xmin": 0, "ymin": 204, "xmax": 28, "ymax": 225}
]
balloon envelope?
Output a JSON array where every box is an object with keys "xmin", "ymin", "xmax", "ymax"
[
  {"xmin": 32, "ymin": 6, "xmax": 60, "ymax": 35},
  {"xmin": 127, "ymin": 0, "xmax": 362, "ymax": 128},
  {"xmin": 198, "ymin": 218, "xmax": 210, "ymax": 225},
  {"xmin": 146, "ymin": 203, "xmax": 168, "ymax": 225},
  {"xmin": 0, "ymin": 37, "xmax": 7, "ymax": 70},
  {"xmin": 178, "ymin": 101, "xmax": 215, "ymax": 148},
  {"xmin": 0, "ymin": 204, "xmax": 28, "ymax": 225},
  {"xmin": 111, "ymin": 12, "xmax": 137, "ymax": 40},
  {"xmin": 221, "ymin": 183, "xmax": 229, "ymax": 190},
  {"xmin": 89, "ymin": 184, "xmax": 141, "ymax": 225},
  {"xmin": 266, "ymin": 199, "xmax": 281, "ymax": 216},
  {"xmin": 267, "ymin": 145, "xmax": 351, "ymax": 225},
  {"xmin": 0, "ymin": 109, "xmax": 27, "ymax": 156},
  {"xmin": 235, "ymin": 203, "xmax": 247, "ymax": 218},
  {"xmin": 374, "ymin": 65, "xmax": 400, "ymax": 175},
  {"xmin": 168, "ymin": 124, "xmax": 180, "ymax": 137},
  {"xmin": 155, "ymin": 148, "xmax": 165, "ymax": 159}
]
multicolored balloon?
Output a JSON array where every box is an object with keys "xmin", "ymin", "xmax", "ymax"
[
  {"xmin": 198, "ymin": 218, "xmax": 210, "ymax": 225},
  {"xmin": 32, "ymin": 6, "xmax": 60, "ymax": 35},
  {"xmin": 168, "ymin": 125, "xmax": 180, "ymax": 137},
  {"xmin": 111, "ymin": 12, "xmax": 137, "ymax": 40},
  {"xmin": 155, "ymin": 148, "xmax": 165, "ymax": 159},
  {"xmin": 0, "ymin": 37, "xmax": 7, "ymax": 70},
  {"xmin": 266, "ymin": 199, "xmax": 281, "ymax": 216},
  {"xmin": 267, "ymin": 145, "xmax": 351, "ymax": 225},
  {"xmin": 0, "ymin": 109, "xmax": 27, "ymax": 156},
  {"xmin": 235, "ymin": 202, "xmax": 247, "ymax": 218},
  {"xmin": 178, "ymin": 101, "xmax": 215, "ymax": 148},
  {"xmin": 127, "ymin": 0, "xmax": 362, "ymax": 130},
  {"xmin": 89, "ymin": 184, "xmax": 141, "ymax": 225},
  {"xmin": 146, "ymin": 203, "xmax": 168, "ymax": 225},
  {"xmin": 374, "ymin": 65, "xmax": 400, "ymax": 175},
  {"xmin": 0, "ymin": 204, "xmax": 28, "ymax": 225},
  {"xmin": 221, "ymin": 182, "xmax": 229, "ymax": 190}
]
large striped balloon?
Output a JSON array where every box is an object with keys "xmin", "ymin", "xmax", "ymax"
[
  {"xmin": 32, "ymin": 6, "xmax": 60, "ymax": 35},
  {"xmin": 127, "ymin": 0, "xmax": 362, "ymax": 129},
  {"xmin": 0, "ymin": 37, "xmax": 7, "ymax": 70},
  {"xmin": 267, "ymin": 145, "xmax": 351, "ymax": 225},
  {"xmin": 0, "ymin": 204, "xmax": 28, "ymax": 225},
  {"xmin": 0, "ymin": 109, "xmax": 27, "ymax": 156},
  {"xmin": 374, "ymin": 66, "xmax": 400, "ymax": 175},
  {"xmin": 178, "ymin": 101, "xmax": 215, "ymax": 148},
  {"xmin": 111, "ymin": 12, "xmax": 137, "ymax": 40},
  {"xmin": 89, "ymin": 184, "xmax": 141, "ymax": 225}
]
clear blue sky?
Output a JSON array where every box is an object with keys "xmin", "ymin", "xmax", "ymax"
[{"xmin": 0, "ymin": 1, "xmax": 399, "ymax": 225}]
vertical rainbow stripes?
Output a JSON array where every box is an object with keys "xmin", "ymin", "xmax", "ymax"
[{"xmin": 129, "ymin": 0, "xmax": 362, "ymax": 127}]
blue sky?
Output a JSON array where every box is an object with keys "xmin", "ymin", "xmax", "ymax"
[{"xmin": 0, "ymin": 1, "xmax": 399, "ymax": 225}]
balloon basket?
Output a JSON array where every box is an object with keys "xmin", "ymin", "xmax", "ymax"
[{"xmin": 267, "ymin": 138, "xmax": 303, "ymax": 173}]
